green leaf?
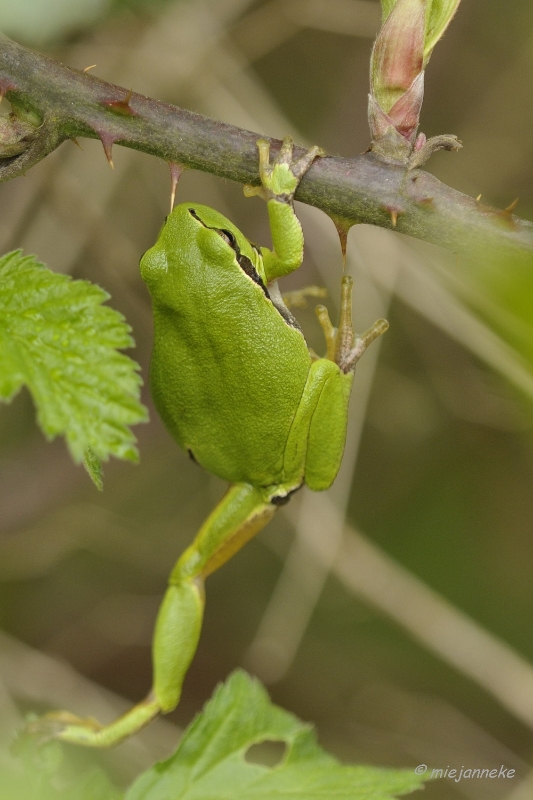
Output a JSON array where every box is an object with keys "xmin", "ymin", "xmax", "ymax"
[
  {"xmin": 0, "ymin": 250, "xmax": 147, "ymax": 484},
  {"xmin": 126, "ymin": 670, "xmax": 426, "ymax": 800},
  {"xmin": 380, "ymin": 0, "xmax": 397, "ymax": 22},
  {"xmin": 424, "ymin": 0, "xmax": 461, "ymax": 63},
  {"xmin": 436, "ymin": 246, "xmax": 533, "ymax": 374},
  {"xmin": 0, "ymin": 738, "xmax": 122, "ymax": 800},
  {"xmin": 62, "ymin": 767, "xmax": 123, "ymax": 800},
  {"xmin": 83, "ymin": 446, "xmax": 104, "ymax": 491}
]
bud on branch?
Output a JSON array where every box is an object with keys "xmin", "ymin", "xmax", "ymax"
[
  {"xmin": 0, "ymin": 113, "xmax": 37, "ymax": 157},
  {"xmin": 369, "ymin": 0, "xmax": 462, "ymax": 166}
]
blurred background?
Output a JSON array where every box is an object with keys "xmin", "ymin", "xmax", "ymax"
[{"xmin": 2, "ymin": 1, "xmax": 533, "ymax": 797}]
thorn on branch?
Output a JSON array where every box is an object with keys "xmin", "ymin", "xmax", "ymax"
[
  {"xmin": 383, "ymin": 205, "xmax": 404, "ymax": 228},
  {"xmin": 329, "ymin": 215, "xmax": 352, "ymax": 269},
  {"xmin": 96, "ymin": 130, "xmax": 121, "ymax": 169},
  {"xmin": 486, "ymin": 198, "xmax": 520, "ymax": 230},
  {"xmin": 493, "ymin": 207, "xmax": 518, "ymax": 230},
  {"xmin": 103, "ymin": 89, "xmax": 136, "ymax": 117},
  {"xmin": 168, "ymin": 162, "xmax": 185, "ymax": 212}
]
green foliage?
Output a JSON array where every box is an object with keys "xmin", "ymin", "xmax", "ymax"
[
  {"xmin": 0, "ymin": 250, "xmax": 147, "ymax": 486},
  {"xmin": 0, "ymin": 765, "xmax": 121, "ymax": 800},
  {"xmin": 381, "ymin": 0, "xmax": 399, "ymax": 21},
  {"xmin": 1, "ymin": 673, "xmax": 427, "ymax": 799},
  {"xmin": 0, "ymin": 739, "xmax": 121, "ymax": 800},
  {"xmin": 437, "ymin": 247, "xmax": 533, "ymax": 379},
  {"xmin": 423, "ymin": 0, "xmax": 462, "ymax": 62},
  {"xmin": 127, "ymin": 670, "xmax": 426, "ymax": 800}
]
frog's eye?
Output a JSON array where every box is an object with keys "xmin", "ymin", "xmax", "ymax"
[
  {"xmin": 188, "ymin": 207, "xmax": 203, "ymax": 223},
  {"xmin": 215, "ymin": 228, "xmax": 238, "ymax": 250}
]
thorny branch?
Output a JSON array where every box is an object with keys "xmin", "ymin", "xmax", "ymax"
[{"xmin": 0, "ymin": 33, "xmax": 532, "ymax": 263}]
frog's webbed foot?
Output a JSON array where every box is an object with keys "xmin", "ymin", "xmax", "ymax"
[
  {"xmin": 343, "ymin": 318, "xmax": 389, "ymax": 372},
  {"xmin": 282, "ymin": 285, "xmax": 327, "ymax": 310},
  {"xmin": 244, "ymin": 136, "xmax": 325, "ymax": 204},
  {"xmin": 316, "ymin": 275, "xmax": 388, "ymax": 372},
  {"xmin": 22, "ymin": 710, "xmax": 104, "ymax": 747},
  {"xmin": 21, "ymin": 695, "xmax": 161, "ymax": 747}
]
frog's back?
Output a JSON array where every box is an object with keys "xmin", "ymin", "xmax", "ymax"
[{"xmin": 144, "ymin": 204, "xmax": 311, "ymax": 489}]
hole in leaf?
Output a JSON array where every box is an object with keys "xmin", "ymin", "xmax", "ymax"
[{"xmin": 245, "ymin": 740, "xmax": 287, "ymax": 768}]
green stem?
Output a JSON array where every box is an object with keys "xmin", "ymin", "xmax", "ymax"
[{"xmin": 0, "ymin": 33, "xmax": 532, "ymax": 263}]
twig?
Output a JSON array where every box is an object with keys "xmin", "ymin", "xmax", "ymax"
[{"xmin": 0, "ymin": 34, "xmax": 532, "ymax": 261}]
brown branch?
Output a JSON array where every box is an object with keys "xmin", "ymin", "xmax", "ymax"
[{"xmin": 1, "ymin": 33, "xmax": 532, "ymax": 263}]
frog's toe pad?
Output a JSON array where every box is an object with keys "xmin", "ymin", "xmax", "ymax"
[
  {"xmin": 291, "ymin": 145, "xmax": 327, "ymax": 180},
  {"xmin": 274, "ymin": 136, "xmax": 294, "ymax": 167},
  {"xmin": 23, "ymin": 710, "xmax": 101, "ymax": 743}
]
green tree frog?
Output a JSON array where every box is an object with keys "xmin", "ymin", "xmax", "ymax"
[{"xmin": 28, "ymin": 138, "xmax": 388, "ymax": 747}]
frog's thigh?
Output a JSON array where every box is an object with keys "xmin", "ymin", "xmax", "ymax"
[
  {"xmin": 305, "ymin": 367, "xmax": 354, "ymax": 491},
  {"xmin": 284, "ymin": 359, "xmax": 340, "ymax": 482}
]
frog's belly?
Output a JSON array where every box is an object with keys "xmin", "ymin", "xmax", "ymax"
[{"xmin": 150, "ymin": 319, "xmax": 311, "ymax": 488}]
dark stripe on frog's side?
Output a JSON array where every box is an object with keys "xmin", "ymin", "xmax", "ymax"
[
  {"xmin": 188, "ymin": 208, "xmax": 269, "ymax": 298},
  {"xmin": 187, "ymin": 208, "xmax": 302, "ymax": 331},
  {"xmin": 236, "ymin": 250, "xmax": 270, "ymax": 299}
]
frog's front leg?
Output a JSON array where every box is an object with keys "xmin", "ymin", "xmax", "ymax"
[
  {"xmin": 25, "ymin": 485, "xmax": 276, "ymax": 748},
  {"xmin": 244, "ymin": 137, "xmax": 325, "ymax": 281}
]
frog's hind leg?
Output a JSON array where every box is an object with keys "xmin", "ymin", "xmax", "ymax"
[
  {"xmin": 150, "ymin": 484, "xmax": 276, "ymax": 717},
  {"xmin": 25, "ymin": 485, "xmax": 276, "ymax": 748},
  {"xmin": 303, "ymin": 275, "xmax": 388, "ymax": 491}
]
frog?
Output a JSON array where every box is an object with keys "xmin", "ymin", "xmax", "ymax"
[{"xmin": 26, "ymin": 137, "xmax": 388, "ymax": 747}]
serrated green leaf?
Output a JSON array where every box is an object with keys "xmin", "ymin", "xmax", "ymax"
[
  {"xmin": 0, "ymin": 739, "xmax": 122, "ymax": 800},
  {"xmin": 83, "ymin": 446, "xmax": 104, "ymax": 490},
  {"xmin": 126, "ymin": 670, "xmax": 426, "ymax": 800},
  {"xmin": 67, "ymin": 767, "xmax": 123, "ymax": 800},
  {"xmin": 0, "ymin": 250, "xmax": 147, "ymax": 483}
]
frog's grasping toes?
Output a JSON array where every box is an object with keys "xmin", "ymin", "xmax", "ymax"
[{"xmin": 25, "ymin": 137, "xmax": 388, "ymax": 747}]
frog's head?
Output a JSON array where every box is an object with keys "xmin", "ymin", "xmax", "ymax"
[
  {"xmin": 181, "ymin": 203, "xmax": 258, "ymax": 273},
  {"xmin": 140, "ymin": 203, "xmax": 263, "ymax": 300}
]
